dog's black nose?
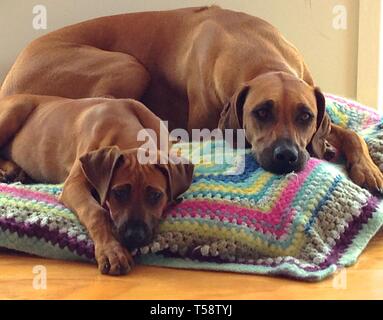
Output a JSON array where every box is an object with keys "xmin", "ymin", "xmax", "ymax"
[
  {"xmin": 273, "ymin": 145, "xmax": 298, "ymax": 165},
  {"xmin": 272, "ymin": 140, "xmax": 299, "ymax": 173},
  {"xmin": 122, "ymin": 221, "xmax": 151, "ymax": 250}
]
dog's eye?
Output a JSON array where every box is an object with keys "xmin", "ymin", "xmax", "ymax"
[
  {"xmin": 298, "ymin": 112, "xmax": 313, "ymax": 123},
  {"xmin": 252, "ymin": 100, "xmax": 274, "ymax": 121},
  {"xmin": 253, "ymin": 108, "xmax": 270, "ymax": 120},
  {"xmin": 146, "ymin": 188, "xmax": 163, "ymax": 206},
  {"xmin": 112, "ymin": 185, "xmax": 131, "ymax": 202}
]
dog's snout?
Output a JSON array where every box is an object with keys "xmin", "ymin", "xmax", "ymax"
[
  {"xmin": 122, "ymin": 220, "xmax": 151, "ymax": 250},
  {"xmin": 273, "ymin": 144, "xmax": 298, "ymax": 165},
  {"xmin": 263, "ymin": 139, "xmax": 303, "ymax": 174}
]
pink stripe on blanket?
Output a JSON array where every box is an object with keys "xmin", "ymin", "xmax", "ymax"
[
  {"xmin": 166, "ymin": 160, "xmax": 320, "ymax": 237},
  {"xmin": 325, "ymin": 94, "xmax": 381, "ymax": 125},
  {"xmin": 0, "ymin": 184, "xmax": 61, "ymax": 206}
]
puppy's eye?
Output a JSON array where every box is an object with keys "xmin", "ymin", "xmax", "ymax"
[
  {"xmin": 146, "ymin": 188, "xmax": 163, "ymax": 206},
  {"xmin": 112, "ymin": 185, "xmax": 131, "ymax": 202}
]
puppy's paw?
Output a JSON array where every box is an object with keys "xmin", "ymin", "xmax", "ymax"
[
  {"xmin": 349, "ymin": 160, "xmax": 383, "ymax": 194},
  {"xmin": 96, "ymin": 242, "xmax": 134, "ymax": 276}
]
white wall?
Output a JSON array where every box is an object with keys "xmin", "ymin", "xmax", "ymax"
[{"xmin": 0, "ymin": 0, "xmax": 359, "ymax": 100}]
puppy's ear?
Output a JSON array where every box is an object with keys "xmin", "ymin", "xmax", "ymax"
[
  {"xmin": 79, "ymin": 146, "xmax": 123, "ymax": 205},
  {"xmin": 218, "ymin": 85, "xmax": 250, "ymax": 131},
  {"xmin": 307, "ymin": 88, "xmax": 333, "ymax": 159},
  {"xmin": 156, "ymin": 153, "xmax": 194, "ymax": 203}
]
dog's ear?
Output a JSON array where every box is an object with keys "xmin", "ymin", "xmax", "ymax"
[
  {"xmin": 155, "ymin": 154, "xmax": 194, "ymax": 203},
  {"xmin": 218, "ymin": 85, "xmax": 250, "ymax": 148},
  {"xmin": 79, "ymin": 146, "xmax": 123, "ymax": 205},
  {"xmin": 218, "ymin": 85, "xmax": 250, "ymax": 131},
  {"xmin": 307, "ymin": 88, "xmax": 333, "ymax": 159}
]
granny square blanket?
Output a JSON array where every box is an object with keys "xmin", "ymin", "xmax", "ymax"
[{"xmin": 1, "ymin": 94, "xmax": 383, "ymax": 282}]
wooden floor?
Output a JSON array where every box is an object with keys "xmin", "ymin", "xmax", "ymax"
[{"xmin": 1, "ymin": 230, "xmax": 383, "ymax": 300}]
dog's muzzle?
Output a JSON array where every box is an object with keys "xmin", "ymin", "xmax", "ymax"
[
  {"xmin": 121, "ymin": 220, "xmax": 152, "ymax": 250},
  {"xmin": 258, "ymin": 139, "xmax": 308, "ymax": 175}
]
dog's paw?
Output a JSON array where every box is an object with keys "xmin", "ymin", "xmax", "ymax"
[
  {"xmin": 0, "ymin": 166, "xmax": 29, "ymax": 184},
  {"xmin": 349, "ymin": 160, "xmax": 383, "ymax": 194},
  {"xmin": 95, "ymin": 242, "xmax": 134, "ymax": 276},
  {"xmin": 0, "ymin": 170, "xmax": 8, "ymax": 183}
]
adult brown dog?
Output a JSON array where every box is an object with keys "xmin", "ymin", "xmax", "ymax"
[
  {"xmin": 0, "ymin": 94, "xmax": 194, "ymax": 275},
  {"xmin": 1, "ymin": 6, "xmax": 382, "ymax": 191}
]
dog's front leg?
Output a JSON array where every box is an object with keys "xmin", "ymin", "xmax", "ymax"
[
  {"xmin": 328, "ymin": 124, "xmax": 383, "ymax": 193},
  {"xmin": 60, "ymin": 163, "xmax": 133, "ymax": 275}
]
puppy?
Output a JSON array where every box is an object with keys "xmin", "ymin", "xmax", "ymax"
[{"xmin": 0, "ymin": 94, "xmax": 194, "ymax": 275}]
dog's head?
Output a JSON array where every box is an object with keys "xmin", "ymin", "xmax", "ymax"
[
  {"xmin": 219, "ymin": 72, "xmax": 332, "ymax": 174},
  {"xmin": 79, "ymin": 146, "xmax": 194, "ymax": 250}
]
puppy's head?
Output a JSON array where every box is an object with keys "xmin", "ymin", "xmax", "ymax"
[
  {"xmin": 79, "ymin": 146, "xmax": 194, "ymax": 250},
  {"xmin": 219, "ymin": 72, "xmax": 331, "ymax": 174}
]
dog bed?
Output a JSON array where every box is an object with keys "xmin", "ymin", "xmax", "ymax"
[{"xmin": 1, "ymin": 94, "xmax": 383, "ymax": 282}]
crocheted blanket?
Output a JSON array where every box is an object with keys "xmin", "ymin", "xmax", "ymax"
[{"xmin": 1, "ymin": 94, "xmax": 383, "ymax": 282}]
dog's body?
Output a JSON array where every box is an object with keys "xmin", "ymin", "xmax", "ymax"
[
  {"xmin": 0, "ymin": 95, "xmax": 158, "ymax": 182},
  {"xmin": 0, "ymin": 7, "xmax": 382, "ymax": 188},
  {"xmin": 0, "ymin": 94, "xmax": 194, "ymax": 274},
  {"xmin": 0, "ymin": 6, "xmax": 311, "ymax": 131}
]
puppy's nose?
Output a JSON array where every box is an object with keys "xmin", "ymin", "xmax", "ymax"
[{"xmin": 122, "ymin": 221, "xmax": 151, "ymax": 250}]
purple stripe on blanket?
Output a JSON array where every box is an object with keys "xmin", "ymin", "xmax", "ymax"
[
  {"xmin": 0, "ymin": 216, "xmax": 95, "ymax": 260},
  {"xmin": 320, "ymin": 195, "xmax": 379, "ymax": 268}
]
